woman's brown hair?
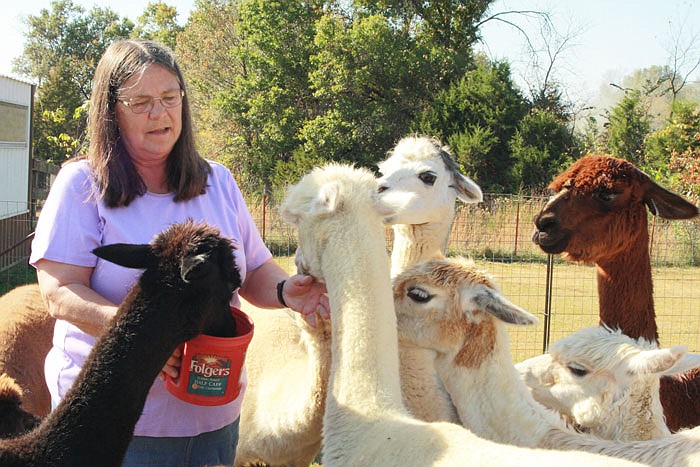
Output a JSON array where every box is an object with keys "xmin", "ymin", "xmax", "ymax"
[{"xmin": 86, "ymin": 39, "xmax": 210, "ymax": 207}]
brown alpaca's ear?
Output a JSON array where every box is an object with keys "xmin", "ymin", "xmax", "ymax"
[
  {"xmin": 93, "ymin": 244, "xmax": 154, "ymax": 269},
  {"xmin": 643, "ymin": 180, "xmax": 699, "ymax": 220}
]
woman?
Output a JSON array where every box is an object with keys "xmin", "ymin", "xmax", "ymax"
[{"xmin": 29, "ymin": 39, "xmax": 328, "ymax": 466}]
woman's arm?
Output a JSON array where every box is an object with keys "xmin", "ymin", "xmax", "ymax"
[
  {"xmin": 35, "ymin": 258, "xmax": 117, "ymax": 337},
  {"xmin": 35, "ymin": 258, "xmax": 183, "ymax": 379},
  {"xmin": 239, "ymin": 258, "xmax": 329, "ymax": 319}
]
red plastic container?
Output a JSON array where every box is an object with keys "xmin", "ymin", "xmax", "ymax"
[{"xmin": 165, "ymin": 307, "xmax": 254, "ymax": 406}]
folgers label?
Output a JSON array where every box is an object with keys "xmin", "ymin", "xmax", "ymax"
[
  {"xmin": 187, "ymin": 354, "xmax": 232, "ymax": 397},
  {"xmin": 165, "ymin": 307, "xmax": 254, "ymax": 406}
]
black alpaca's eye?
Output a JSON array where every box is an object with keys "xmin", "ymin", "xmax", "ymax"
[
  {"xmin": 418, "ymin": 171, "xmax": 437, "ymax": 186},
  {"xmin": 566, "ymin": 363, "xmax": 588, "ymax": 377},
  {"xmin": 407, "ymin": 287, "xmax": 432, "ymax": 303}
]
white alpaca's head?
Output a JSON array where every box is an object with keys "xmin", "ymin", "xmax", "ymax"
[
  {"xmin": 281, "ymin": 163, "xmax": 399, "ymax": 279},
  {"xmin": 377, "ymin": 136, "xmax": 482, "ymax": 225},
  {"xmin": 392, "ymin": 257, "xmax": 537, "ymax": 356},
  {"xmin": 519, "ymin": 326, "xmax": 700, "ymax": 433}
]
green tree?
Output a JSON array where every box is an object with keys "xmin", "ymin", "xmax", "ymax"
[
  {"xmin": 647, "ymin": 101, "xmax": 700, "ymax": 197},
  {"xmin": 132, "ymin": 2, "xmax": 183, "ymax": 50},
  {"xmin": 413, "ymin": 57, "xmax": 528, "ymax": 192},
  {"xmin": 176, "ymin": 0, "xmax": 245, "ymax": 174},
  {"xmin": 302, "ymin": 12, "xmax": 436, "ymax": 172},
  {"xmin": 181, "ymin": 0, "xmax": 323, "ymax": 195},
  {"xmin": 13, "ymin": 0, "xmax": 133, "ymax": 162},
  {"xmin": 605, "ymin": 89, "xmax": 652, "ymax": 167},
  {"xmin": 510, "ymin": 109, "xmax": 577, "ymax": 190}
]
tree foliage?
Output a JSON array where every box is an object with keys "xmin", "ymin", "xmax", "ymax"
[
  {"xmin": 132, "ymin": 2, "xmax": 183, "ymax": 50},
  {"xmin": 604, "ymin": 89, "xmax": 652, "ymax": 167},
  {"xmin": 18, "ymin": 0, "xmax": 596, "ymax": 197},
  {"xmin": 14, "ymin": 0, "xmax": 134, "ymax": 162},
  {"xmin": 413, "ymin": 57, "xmax": 528, "ymax": 192}
]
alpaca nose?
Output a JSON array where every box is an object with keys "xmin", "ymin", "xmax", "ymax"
[{"xmin": 533, "ymin": 211, "xmax": 559, "ymax": 233}]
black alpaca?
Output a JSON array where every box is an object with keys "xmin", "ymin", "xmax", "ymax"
[{"xmin": 0, "ymin": 220, "xmax": 241, "ymax": 466}]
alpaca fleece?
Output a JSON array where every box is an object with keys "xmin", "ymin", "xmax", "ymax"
[
  {"xmin": 533, "ymin": 154, "xmax": 700, "ymax": 431},
  {"xmin": 0, "ymin": 220, "xmax": 241, "ymax": 466}
]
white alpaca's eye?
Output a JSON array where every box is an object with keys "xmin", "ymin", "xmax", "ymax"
[
  {"xmin": 407, "ymin": 287, "xmax": 432, "ymax": 303},
  {"xmin": 418, "ymin": 171, "xmax": 437, "ymax": 186},
  {"xmin": 567, "ymin": 362, "xmax": 588, "ymax": 377}
]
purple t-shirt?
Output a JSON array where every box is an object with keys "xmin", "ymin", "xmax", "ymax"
[{"xmin": 30, "ymin": 159, "xmax": 271, "ymax": 437}]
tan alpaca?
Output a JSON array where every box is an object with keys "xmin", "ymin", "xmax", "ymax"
[
  {"xmin": 236, "ymin": 135, "xmax": 482, "ymax": 464},
  {"xmin": 393, "ymin": 257, "xmax": 700, "ymax": 466}
]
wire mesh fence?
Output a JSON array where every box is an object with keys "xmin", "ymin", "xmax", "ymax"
[
  {"xmin": 250, "ymin": 193, "xmax": 700, "ymax": 362},
  {"xmin": 3, "ymin": 194, "xmax": 699, "ymax": 362}
]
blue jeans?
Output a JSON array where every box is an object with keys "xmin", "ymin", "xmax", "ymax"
[{"xmin": 121, "ymin": 418, "xmax": 240, "ymax": 467}]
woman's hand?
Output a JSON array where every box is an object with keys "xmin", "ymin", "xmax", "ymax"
[
  {"xmin": 282, "ymin": 274, "xmax": 330, "ymax": 326},
  {"xmin": 159, "ymin": 347, "xmax": 182, "ymax": 381}
]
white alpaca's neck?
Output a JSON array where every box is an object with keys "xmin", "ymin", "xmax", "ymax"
[
  {"xmin": 323, "ymin": 216, "xmax": 404, "ymax": 415},
  {"xmin": 588, "ymin": 378, "xmax": 670, "ymax": 440},
  {"xmin": 435, "ymin": 323, "xmax": 566, "ymax": 447},
  {"xmin": 392, "ymin": 211, "xmax": 461, "ymax": 423},
  {"xmin": 390, "ymin": 216, "xmax": 451, "ymax": 277}
]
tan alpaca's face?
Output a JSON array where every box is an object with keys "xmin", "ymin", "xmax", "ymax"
[
  {"xmin": 377, "ymin": 136, "xmax": 482, "ymax": 225},
  {"xmin": 393, "ymin": 258, "xmax": 536, "ymax": 360}
]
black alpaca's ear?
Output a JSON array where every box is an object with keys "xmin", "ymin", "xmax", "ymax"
[{"xmin": 93, "ymin": 244, "xmax": 154, "ymax": 269}]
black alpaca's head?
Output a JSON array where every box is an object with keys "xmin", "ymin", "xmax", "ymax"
[{"xmin": 93, "ymin": 220, "xmax": 242, "ymax": 338}]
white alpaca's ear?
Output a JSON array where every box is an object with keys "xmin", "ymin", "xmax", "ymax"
[
  {"xmin": 466, "ymin": 285, "xmax": 538, "ymax": 326},
  {"xmin": 664, "ymin": 352, "xmax": 700, "ymax": 376},
  {"xmin": 312, "ymin": 181, "xmax": 342, "ymax": 215},
  {"xmin": 628, "ymin": 346, "xmax": 687, "ymax": 376},
  {"xmin": 454, "ymin": 172, "xmax": 483, "ymax": 204}
]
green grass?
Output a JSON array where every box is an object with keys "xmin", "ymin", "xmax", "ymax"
[{"xmin": 0, "ymin": 260, "xmax": 37, "ymax": 295}]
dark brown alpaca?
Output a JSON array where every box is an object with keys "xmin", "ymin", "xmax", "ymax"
[
  {"xmin": 0, "ymin": 220, "xmax": 241, "ymax": 466},
  {"xmin": 532, "ymin": 154, "xmax": 699, "ymax": 432}
]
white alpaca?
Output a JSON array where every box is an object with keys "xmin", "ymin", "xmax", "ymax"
[
  {"xmin": 377, "ymin": 135, "xmax": 483, "ymax": 277},
  {"xmin": 234, "ymin": 302, "xmax": 330, "ymax": 466},
  {"xmin": 393, "ymin": 257, "xmax": 700, "ymax": 466},
  {"xmin": 378, "ymin": 135, "xmax": 481, "ymax": 423},
  {"xmin": 236, "ymin": 135, "xmax": 481, "ymax": 463},
  {"xmin": 281, "ymin": 163, "xmax": 639, "ymax": 467},
  {"xmin": 516, "ymin": 326, "xmax": 700, "ymax": 441}
]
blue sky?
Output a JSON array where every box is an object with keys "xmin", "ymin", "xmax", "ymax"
[{"xmin": 2, "ymin": 0, "xmax": 699, "ymax": 105}]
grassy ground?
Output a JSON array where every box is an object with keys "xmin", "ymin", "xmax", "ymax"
[
  {"xmin": 0, "ymin": 260, "xmax": 36, "ymax": 296},
  {"xmin": 273, "ymin": 255, "xmax": 700, "ymax": 362}
]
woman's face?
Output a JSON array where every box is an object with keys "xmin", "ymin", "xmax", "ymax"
[{"xmin": 116, "ymin": 64, "xmax": 183, "ymax": 165}]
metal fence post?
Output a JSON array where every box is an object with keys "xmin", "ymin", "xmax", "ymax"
[{"xmin": 542, "ymin": 254, "xmax": 554, "ymax": 353}]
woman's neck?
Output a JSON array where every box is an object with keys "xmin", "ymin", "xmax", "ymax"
[{"xmin": 134, "ymin": 158, "xmax": 169, "ymax": 193}]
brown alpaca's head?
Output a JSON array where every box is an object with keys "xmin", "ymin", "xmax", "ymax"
[
  {"xmin": 0, "ymin": 374, "xmax": 40, "ymax": 438},
  {"xmin": 532, "ymin": 155, "xmax": 698, "ymax": 263}
]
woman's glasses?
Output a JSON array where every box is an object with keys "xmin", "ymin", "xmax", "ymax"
[{"xmin": 118, "ymin": 90, "xmax": 184, "ymax": 114}]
